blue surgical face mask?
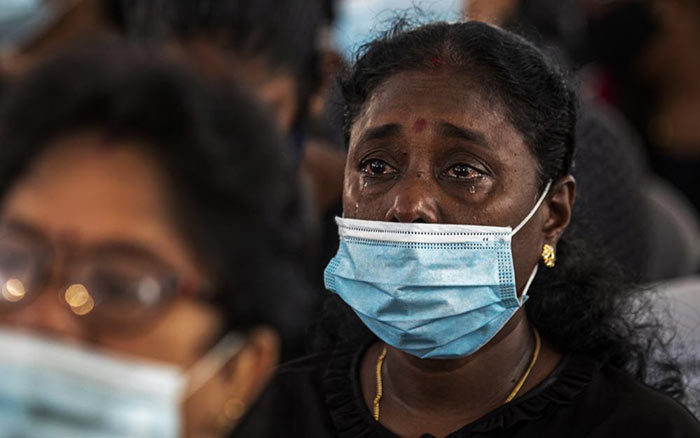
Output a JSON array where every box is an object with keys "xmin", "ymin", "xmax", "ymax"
[
  {"xmin": 0, "ymin": 328, "xmax": 243, "ymax": 437},
  {"xmin": 324, "ymin": 182, "xmax": 551, "ymax": 359}
]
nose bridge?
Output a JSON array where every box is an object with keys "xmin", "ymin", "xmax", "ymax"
[{"xmin": 385, "ymin": 168, "xmax": 441, "ymax": 223}]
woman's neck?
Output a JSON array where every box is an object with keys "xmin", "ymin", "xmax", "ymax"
[{"xmin": 360, "ymin": 311, "xmax": 562, "ymax": 438}]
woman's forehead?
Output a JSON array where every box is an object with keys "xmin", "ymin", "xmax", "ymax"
[
  {"xmin": 349, "ymin": 70, "xmax": 523, "ymax": 152},
  {"xmin": 357, "ymin": 71, "xmax": 506, "ymax": 125},
  {"xmin": 0, "ymin": 133, "xmax": 205, "ymax": 283}
]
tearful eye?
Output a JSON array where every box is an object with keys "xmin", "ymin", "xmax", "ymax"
[
  {"xmin": 446, "ymin": 163, "xmax": 481, "ymax": 180},
  {"xmin": 361, "ymin": 159, "xmax": 396, "ymax": 176}
]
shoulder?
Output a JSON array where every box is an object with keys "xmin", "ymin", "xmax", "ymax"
[{"xmin": 580, "ymin": 361, "xmax": 700, "ymax": 437}]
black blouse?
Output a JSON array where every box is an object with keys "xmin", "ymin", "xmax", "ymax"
[{"xmin": 233, "ymin": 342, "xmax": 700, "ymax": 437}]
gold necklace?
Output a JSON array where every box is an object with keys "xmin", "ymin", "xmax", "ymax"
[
  {"xmin": 373, "ymin": 346, "xmax": 388, "ymax": 421},
  {"xmin": 372, "ymin": 328, "xmax": 541, "ymax": 422},
  {"xmin": 504, "ymin": 328, "xmax": 541, "ymax": 403}
]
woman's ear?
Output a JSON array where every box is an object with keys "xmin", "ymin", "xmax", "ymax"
[
  {"xmin": 542, "ymin": 175, "xmax": 576, "ymax": 246},
  {"xmin": 189, "ymin": 326, "xmax": 280, "ymax": 436},
  {"xmin": 223, "ymin": 326, "xmax": 280, "ymax": 408}
]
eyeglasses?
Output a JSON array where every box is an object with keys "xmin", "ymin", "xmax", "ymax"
[{"xmin": 0, "ymin": 221, "xmax": 208, "ymax": 331}]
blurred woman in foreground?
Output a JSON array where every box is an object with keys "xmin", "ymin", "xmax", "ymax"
[{"xmin": 0, "ymin": 40, "xmax": 308, "ymax": 437}]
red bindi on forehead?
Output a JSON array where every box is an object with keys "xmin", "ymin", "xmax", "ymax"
[{"xmin": 412, "ymin": 118, "xmax": 427, "ymax": 133}]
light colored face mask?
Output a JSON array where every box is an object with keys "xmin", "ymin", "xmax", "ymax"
[
  {"xmin": 324, "ymin": 182, "xmax": 551, "ymax": 359},
  {"xmin": 0, "ymin": 328, "xmax": 243, "ymax": 437}
]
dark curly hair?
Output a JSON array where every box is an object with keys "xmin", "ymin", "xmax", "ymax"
[
  {"xmin": 0, "ymin": 39, "xmax": 313, "ymax": 357},
  {"xmin": 316, "ymin": 20, "xmax": 684, "ymax": 401}
]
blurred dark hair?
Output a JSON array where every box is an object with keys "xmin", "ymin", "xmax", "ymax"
[
  {"xmin": 0, "ymin": 39, "xmax": 312, "ymax": 355},
  {"xmin": 105, "ymin": 0, "xmax": 332, "ymax": 123},
  {"xmin": 320, "ymin": 20, "xmax": 684, "ymax": 400}
]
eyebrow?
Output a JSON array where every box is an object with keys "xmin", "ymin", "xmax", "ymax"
[
  {"xmin": 85, "ymin": 241, "xmax": 171, "ymax": 264},
  {"xmin": 437, "ymin": 122, "xmax": 490, "ymax": 148},
  {"xmin": 355, "ymin": 123, "xmax": 402, "ymax": 145},
  {"xmin": 0, "ymin": 217, "xmax": 171, "ymax": 267},
  {"xmin": 0, "ymin": 218, "xmax": 47, "ymax": 241}
]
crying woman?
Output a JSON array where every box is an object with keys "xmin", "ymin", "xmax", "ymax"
[{"xmin": 233, "ymin": 20, "xmax": 700, "ymax": 438}]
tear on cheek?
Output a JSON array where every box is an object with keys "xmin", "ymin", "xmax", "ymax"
[{"xmin": 412, "ymin": 118, "xmax": 427, "ymax": 133}]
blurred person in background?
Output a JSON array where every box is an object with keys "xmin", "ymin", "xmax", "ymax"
[
  {"xmin": 0, "ymin": 39, "xmax": 310, "ymax": 436},
  {"xmin": 586, "ymin": 0, "xmax": 700, "ymax": 212},
  {"xmin": 233, "ymin": 20, "xmax": 699, "ymax": 437},
  {"xmin": 109, "ymin": 0, "xmax": 349, "ymax": 308},
  {"xmin": 108, "ymin": 0, "xmax": 343, "ymax": 172},
  {"xmin": 584, "ymin": 0, "xmax": 700, "ymax": 415},
  {"xmin": 0, "ymin": 0, "xmax": 335, "ymax": 142}
]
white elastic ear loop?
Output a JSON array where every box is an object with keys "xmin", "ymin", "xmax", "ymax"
[
  {"xmin": 511, "ymin": 180, "xmax": 553, "ymax": 236},
  {"xmin": 182, "ymin": 333, "xmax": 245, "ymax": 400},
  {"xmin": 519, "ymin": 264, "xmax": 539, "ymax": 305}
]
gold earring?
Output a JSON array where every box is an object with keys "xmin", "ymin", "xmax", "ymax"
[{"xmin": 542, "ymin": 244, "xmax": 556, "ymax": 268}]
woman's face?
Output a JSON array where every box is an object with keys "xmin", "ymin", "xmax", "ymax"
[
  {"xmin": 344, "ymin": 70, "xmax": 574, "ymax": 293},
  {"xmin": 0, "ymin": 132, "xmax": 277, "ymax": 435}
]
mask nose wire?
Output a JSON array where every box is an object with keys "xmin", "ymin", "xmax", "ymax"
[{"xmin": 511, "ymin": 180, "xmax": 553, "ymax": 237}]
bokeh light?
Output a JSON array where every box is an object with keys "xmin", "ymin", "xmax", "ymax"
[
  {"xmin": 137, "ymin": 277, "xmax": 161, "ymax": 305},
  {"xmin": 1, "ymin": 278, "xmax": 26, "ymax": 303},
  {"xmin": 64, "ymin": 284, "xmax": 94, "ymax": 315}
]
